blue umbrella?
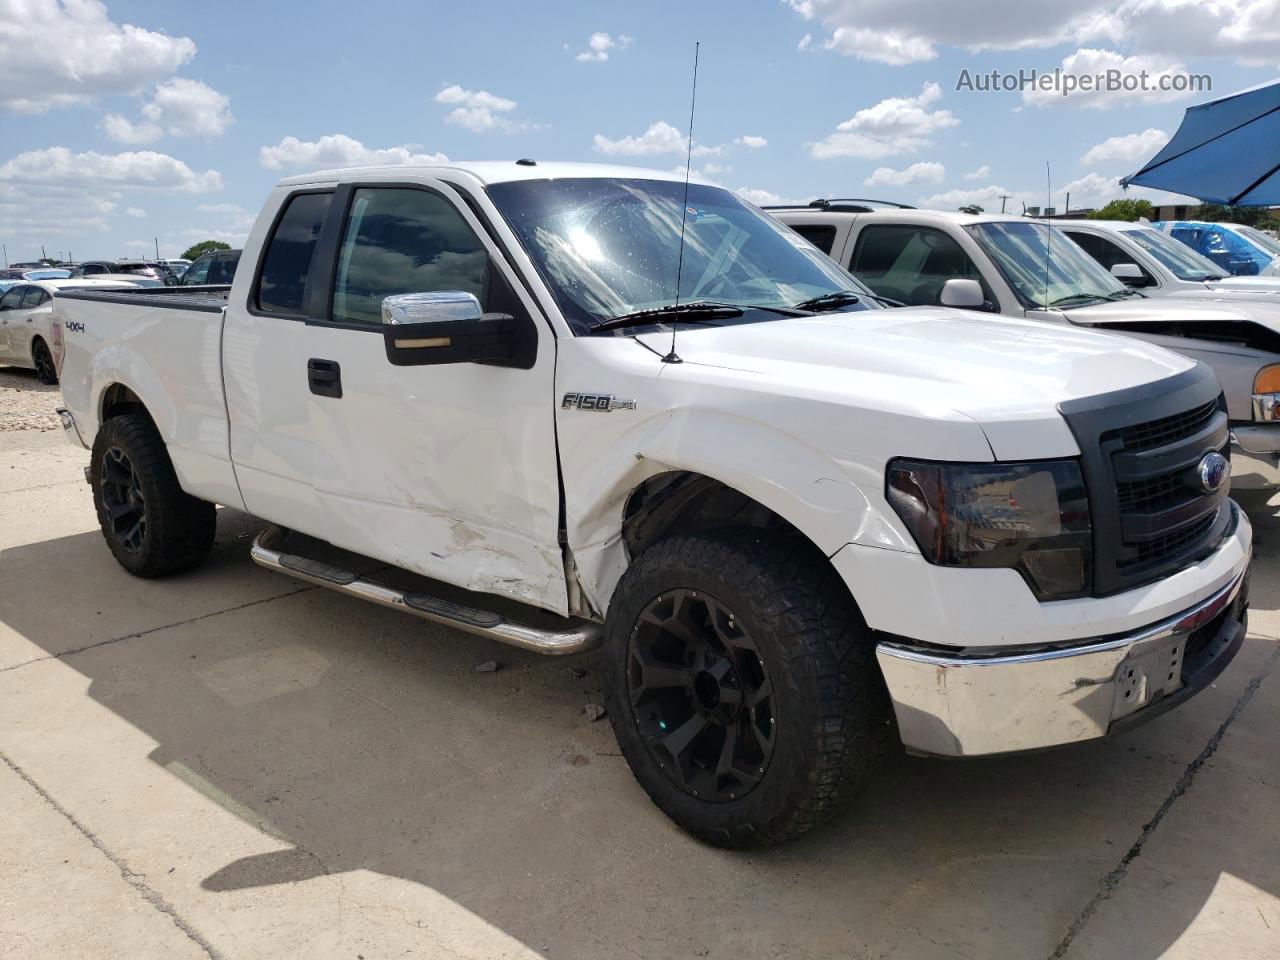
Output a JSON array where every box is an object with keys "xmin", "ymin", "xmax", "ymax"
[{"xmin": 1121, "ymin": 79, "xmax": 1280, "ymax": 206}]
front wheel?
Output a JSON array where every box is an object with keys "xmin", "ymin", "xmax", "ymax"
[
  {"xmin": 90, "ymin": 413, "xmax": 216, "ymax": 577},
  {"xmin": 602, "ymin": 531, "xmax": 892, "ymax": 847}
]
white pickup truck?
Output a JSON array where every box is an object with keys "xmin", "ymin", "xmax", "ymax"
[{"xmin": 53, "ymin": 162, "xmax": 1250, "ymax": 846}]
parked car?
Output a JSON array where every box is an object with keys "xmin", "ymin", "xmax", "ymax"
[
  {"xmin": 1153, "ymin": 220, "xmax": 1280, "ymax": 277},
  {"xmin": 158, "ymin": 258, "xmax": 191, "ymax": 275},
  {"xmin": 770, "ymin": 202, "xmax": 1280, "ymax": 489},
  {"xmin": 94, "ymin": 274, "xmax": 164, "ymax": 287},
  {"xmin": 54, "ymin": 161, "xmax": 1250, "ymax": 846},
  {"xmin": 0, "ymin": 278, "xmax": 134, "ymax": 383},
  {"xmin": 21, "ymin": 268, "xmax": 72, "ymax": 281},
  {"xmin": 69, "ymin": 260, "xmax": 168, "ymax": 281},
  {"xmin": 179, "ymin": 248, "xmax": 240, "ymax": 285},
  {"xmin": 1062, "ymin": 220, "xmax": 1280, "ymax": 299}
]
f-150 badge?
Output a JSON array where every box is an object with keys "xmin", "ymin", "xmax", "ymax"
[{"xmin": 562, "ymin": 393, "xmax": 637, "ymax": 412}]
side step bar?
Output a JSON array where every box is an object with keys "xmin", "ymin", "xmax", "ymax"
[{"xmin": 250, "ymin": 526, "xmax": 602, "ymax": 655}]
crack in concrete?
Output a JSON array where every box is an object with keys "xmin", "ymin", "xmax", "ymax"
[
  {"xmin": 0, "ymin": 750, "xmax": 225, "ymax": 960},
  {"xmin": 0, "ymin": 585, "xmax": 314, "ymax": 674},
  {"xmin": 1049, "ymin": 644, "xmax": 1280, "ymax": 959}
]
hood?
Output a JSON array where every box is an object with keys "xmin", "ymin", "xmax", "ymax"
[
  {"xmin": 635, "ymin": 307, "xmax": 1193, "ymax": 459},
  {"xmin": 1207, "ymin": 274, "xmax": 1280, "ymax": 294},
  {"xmin": 1067, "ymin": 295, "xmax": 1280, "ymax": 332}
]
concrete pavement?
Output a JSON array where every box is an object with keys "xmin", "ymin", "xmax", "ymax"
[{"xmin": 1, "ymin": 399, "xmax": 1278, "ymax": 959}]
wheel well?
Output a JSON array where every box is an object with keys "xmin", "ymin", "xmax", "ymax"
[
  {"xmin": 622, "ymin": 472, "xmax": 811, "ymax": 562},
  {"xmin": 100, "ymin": 384, "xmax": 150, "ymax": 423}
]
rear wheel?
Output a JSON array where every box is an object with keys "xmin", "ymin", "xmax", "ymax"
[
  {"xmin": 603, "ymin": 531, "xmax": 892, "ymax": 847},
  {"xmin": 31, "ymin": 338, "xmax": 57, "ymax": 385},
  {"xmin": 91, "ymin": 413, "xmax": 216, "ymax": 577}
]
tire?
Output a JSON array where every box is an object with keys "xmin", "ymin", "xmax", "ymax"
[
  {"xmin": 602, "ymin": 531, "xmax": 893, "ymax": 848},
  {"xmin": 90, "ymin": 413, "xmax": 216, "ymax": 577},
  {"xmin": 31, "ymin": 338, "xmax": 57, "ymax": 385}
]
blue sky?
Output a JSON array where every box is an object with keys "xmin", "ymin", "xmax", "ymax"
[{"xmin": 1, "ymin": 0, "xmax": 1276, "ymax": 262}]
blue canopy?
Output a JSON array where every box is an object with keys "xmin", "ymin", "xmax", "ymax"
[{"xmin": 1121, "ymin": 79, "xmax": 1280, "ymax": 206}]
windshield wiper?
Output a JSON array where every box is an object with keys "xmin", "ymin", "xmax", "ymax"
[
  {"xmin": 1200, "ymin": 275, "xmax": 1227, "ymax": 282},
  {"xmin": 589, "ymin": 301, "xmax": 744, "ymax": 333},
  {"xmin": 791, "ymin": 290, "xmax": 861, "ymax": 312},
  {"xmin": 1047, "ymin": 293, "xmax": 1110, "ymax": 307}
]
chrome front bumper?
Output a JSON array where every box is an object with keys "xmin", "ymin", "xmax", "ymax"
[
  {"xmin": 1231, "ymin": 424, "xmax": 1280, "ymax": 489},
  {"xmin": 876, "ymin": 567, "xmax": 1249, "ymax": 757}
]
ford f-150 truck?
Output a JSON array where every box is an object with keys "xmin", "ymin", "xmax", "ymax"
[{"xmin": 53, "ymin": 162, "xmax": 1250, "ymax": 846}]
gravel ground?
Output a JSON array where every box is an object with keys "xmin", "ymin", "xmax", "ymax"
[{"xmin": 0, "ymin": 367, "xmax": 62, "ymax": 432}]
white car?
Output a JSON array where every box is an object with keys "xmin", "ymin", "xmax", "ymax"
[
  {"xmin": 1060, "ymin": 220, "xmax": 1280, "ymax": 300},
  {"xmin": 53, "ymin": 161, "xmax": 1250, "ymax": 846},
  {"xmin": 0, "ymin": 278, "xmax": 135, "ymax": 383},
  {"xmin": 770, "ymin": 203, "xmax": 1280, "ymax": 488}
]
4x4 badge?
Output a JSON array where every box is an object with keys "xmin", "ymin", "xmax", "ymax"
[{"xmin": 562, "ymin": 392, "xmax": 637, "ymax": 412}]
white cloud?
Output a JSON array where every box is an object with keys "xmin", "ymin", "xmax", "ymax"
[
  {"xmin": 797, "ymin": 32, "xmax": 814, "ymax": 51},
  {"xmin": 1080, "ymin": 128, "xmax": 1169, "ymax": 166},
  {"xmin": 811, "ymin": 83, "xmax": 959, "ymax": 159},
  {"xmin": 100, "ymin": 114, "xmax": 163, "ymax": 145},
  {"xmin": 1057, "ymin": 172, "xmax": 1197, "ymax": 209},
  {"xmin": 783, "ymin": 0, "xmax": 1280, "ymax": 66},
  {"xmin": 259, "ymin": 134, "xmax": 448, "ymax": 170},
  {"xmin": 702, "ymin": 161, "xmax": 732, "ymax": 174},
  {"xmin": 736, "ymin": 187, "xmax": 785, "ymax": 206},
  {"xmin": 917, "ymin": 183, "xmax": 1032, "ymax": 212},
  {"xmin": 0, "ymin": 0, "xmax": 196, "ymax": 112},
  {"xmin": 100, "ymin": 77, "xmax": 233, "ymax": 144},
  {"xmin": 197, "ymin": 202, "xmax": 256, "ymax": 232},
  {"xmin": 125, "ymin": 206, "xmax": 146, "ymax": 218},
  {"xmin": 594, "ymin": 120, "xmax": 687, "ymax": 156},
  {"xmin": 1022, "ymin": 49, "xmax": 1193, "ymax": 109},
  {"xmin": 864, "ymin": 161, "xmax": 946, "ymax": 187},
  {"xmin": 0, "ymin": 147, "xmax": 221, "ymax": 192},
  {"xmin": 735, "ymin": 135, "xmax": 768, "ymax": 149},
  {"xmin": 964, "ymin": 165, "xmax": 991, "ymax": 180},
  {"xmin": 574, "ymin": 31, "xmax": 632, "ymax": 62},
  {"xmin": 434, "ymin": 84, "xmax": 521, "ymax": 132}
]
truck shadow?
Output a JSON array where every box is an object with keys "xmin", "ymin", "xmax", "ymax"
[{"xmin": 1, "ymin": 499, "xmax": 1277, "ymax": 959}]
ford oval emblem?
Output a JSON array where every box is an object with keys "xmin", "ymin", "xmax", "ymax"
[{"xmin": 1197, "ymin": 452, "xmax": 1230, "ymax": 493}]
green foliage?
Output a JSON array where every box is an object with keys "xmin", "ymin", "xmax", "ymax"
[
  {"xmin": 180, "ymin": 240, "xmax": 231, "ymax": 261},
  {"xmin": 1088, "ymin": 199, "xmax": 1155, "ymax": 222},
  {"xmin": 1197, "ymin": 204, "xmax": 1280, "ymax": 229}
]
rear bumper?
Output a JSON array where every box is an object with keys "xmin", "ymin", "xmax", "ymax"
[{"xmin": 875, "ymin": 535, "xmax": 1250, "ymax": 758}]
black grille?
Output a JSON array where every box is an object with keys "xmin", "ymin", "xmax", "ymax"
[
  {"xmin": 1104, "ymin": 399, "xmax": 1218, "ymax": 452},
  {"xmin": 1058, "ymin": 365, "xmax": 1231, "ymax": 596}
]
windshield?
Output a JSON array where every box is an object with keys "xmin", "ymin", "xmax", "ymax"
[
  {"xmin": 967, "ymin": 221, "xmax": 1130, "ymax": 308},
  {"xmin": 486, "ymin": 178, "xmax": 878, "ymax": 334},
  {"xmin": 1122, "ymin": 228, "xmax": 1225, "ymax": 280},
  {"xmin": 1236, "ymin": 225, "xmax": 1280, "ymax": 258}
]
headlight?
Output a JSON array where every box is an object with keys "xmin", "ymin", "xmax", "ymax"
[
  {"xmin": 885, "ymin": 459, "xmax": 1092, "ymax": 600},
  {"xmin": 1254, "ymin": 365, "xmax": 1280, "ymax": 422}
]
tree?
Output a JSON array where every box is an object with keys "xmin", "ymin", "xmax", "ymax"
[
  {"xmin": 180, "ymin": 239, "xmax": 231, "ymax": 261},
  {"xmin": 1196, "ymin": 204, "xmax": 1280, "ymax": 229},
  {"xmin": 1088, "ymin": 199, "xmax": 1154, "ymax": 222}
]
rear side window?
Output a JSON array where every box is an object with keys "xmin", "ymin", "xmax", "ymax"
[
  {"xmin": 789, "ymin": 224, "xmax": 837, "ymax": 255},
  {"xmin": 255, "ymin": 192, "xmax": 333, "ymax": 314},
  {"xmin": 331, "ymin": 187, "xmax": 489, "ymax": 325}
]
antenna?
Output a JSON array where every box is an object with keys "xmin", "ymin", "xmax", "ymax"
[
  {"xmin": 664, "ymin": 41, "xmax": 700, "ymax": 365},
  {"xmin": 1042, "ymin": 161, "xmax": 1052, "ymax": 312}
]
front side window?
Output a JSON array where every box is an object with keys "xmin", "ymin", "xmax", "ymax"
[
  {"xmin": 1122, "ymin": 228, "xmax": 1225, "ymax": 281},
  {"xmin": 1064, "ymin": 231, "xmax": 1155, "ymax": 284},
  {"xmin": 851, "ymin": 224, "xmax": 986, "ymax": 306},
  {"xmin": 486, "ymin": 178, "xmax": 876, "ymax": 335},
  {"xmin": 208, "ymin": 253, "xmax": 238, "ymax": 285},
  {"xmin": 968, "ymin": 221, "xmax": 1132, "ymax": 308},
  {"xmin": 255, "ymin": 191, "xmax": 333, "ymax": 314},
  {"xmin": 1, "ymin": 286, "xmax": 25, "ymax": 310},
  {"xmin": 331, "ymin": 187, "xmax": 489, "ymax": 325}
]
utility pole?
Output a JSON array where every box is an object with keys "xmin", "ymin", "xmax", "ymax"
[
  {"xmin": 999, "ymin": 193, "xmax": 1012, "ymax": 214},
  {"xmin": 1065, "ymin": 192, "xmax": 1071, "ymax": 215},
  {"xmin": 41, "ymin": 244, "xmax": 47, "ymax": 262},
  {"xmin": 155, "ymin": 237, "xmax": 159, "ymax": 260},
  {"xmin": 2, "ymin": 243, "xmax": 7, "ymax": 267}
]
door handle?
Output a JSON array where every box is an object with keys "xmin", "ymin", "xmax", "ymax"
[{"xmin": 307, "ymin": 358, "xmax": 342, "ymax": 398}]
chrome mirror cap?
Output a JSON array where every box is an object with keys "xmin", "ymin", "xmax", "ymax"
[{"xmin": 381, "ymin": 291, "xmax": 482, "ymax": 326}]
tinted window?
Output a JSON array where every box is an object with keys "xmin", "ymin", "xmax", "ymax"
[
  {"xmin": 331, "ymin": 187, "xmax": 489, "ymax": 325},
  {"xmin": 256, "ymin": 192, "xmax": 333, "ymax": 314},
  {"xmin": 1, "ymin": 287, "xmax": 26, "ymax": 309},
  {"xmin": 21, "ymin": 287, "xmax": 47, "ymax": 308},
  {"xmin": 789, "ymin": 224, "xmax": 838, "ymax": 255},
  {"xmin": 182, "ymin": 256, "xmax": 211, "ymax": 285},
  {"xmin": 851, "ymin": 225, "xmax": 986, "ymax": 306},
  {"xmin": 207, "ymin": 251, "xmax": 239, "ymax": 285},
  {"xmin": 1066, "ymin": 231, "xmax": 1154, "ymax": 282}
]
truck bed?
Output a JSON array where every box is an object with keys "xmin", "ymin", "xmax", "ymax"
[{"xmin": 55, "ymin": 284, "xmax": 231, "ymax": 313}]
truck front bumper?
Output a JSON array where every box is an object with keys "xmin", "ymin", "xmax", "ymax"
[
  {"xmin": 1231, "ymin": 424, "xmax": 1280, "ymax": 489},
  {"xmin": 870, "ymin": 510, "xmax": 1251, "ymax": 758}
]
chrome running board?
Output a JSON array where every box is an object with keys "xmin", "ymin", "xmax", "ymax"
[{"xmin": 250, "ymin": 525, "xmax": 602, "ymax": 655}]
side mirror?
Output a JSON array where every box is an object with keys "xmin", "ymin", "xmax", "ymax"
[
  {"xmin": 381, "ymin": 291, "xmax": 517, "ymax": 367},
  {"xmin": 940, "ymin": 278, "xmax": 986, "ymax": 309},
  {"xmin": 1110, "ymin": 262, "xmax": 1149, "ymax": 286},
  {"xmin": 163, "ymin": 275, "xmax": 178, "ymax": 286}
]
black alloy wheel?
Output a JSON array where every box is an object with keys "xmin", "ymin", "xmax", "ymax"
[
  {"xmin": 626, "ymin": 588, "xmax": 776, "ymax": 802},
  {"xmin": 100, "ymin": 445, "xmax": 148, "ymax": 553},
  {"xmin": 32, "ymin": 339, "xmax": 57, "ymax": 385}
]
